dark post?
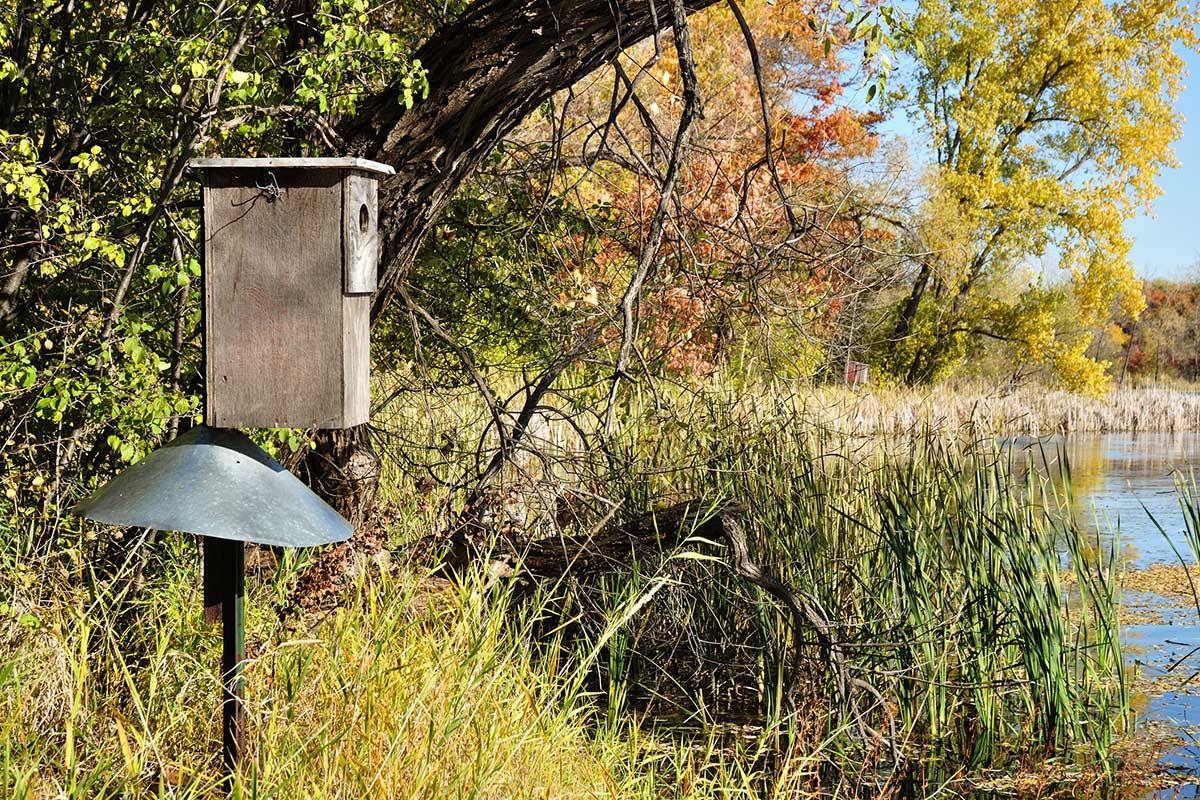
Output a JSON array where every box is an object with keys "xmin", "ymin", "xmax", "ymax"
[{"xmin": 203, "ymin": 536, "xmax": 245, "ymax": 778}]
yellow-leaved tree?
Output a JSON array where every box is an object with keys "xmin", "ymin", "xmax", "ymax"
[{"xmin": 883, "ymin": 0, "xmax": 1197, "ymax": 393}]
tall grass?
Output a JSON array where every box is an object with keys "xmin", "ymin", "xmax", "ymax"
[
  {"xmin": 0, "ymin": 383, "xmax": 1133, "ymax": 797},
  {"xmin": 1166, "ymin": 472, "xmax": 1200, "ymax": 616},
  {"xmin": 0, "ymin": 526, "xmax": 844, "ymax": 798},
  {"xmin": 586, "ymin": 398, "xmax": 1126, "ymax": 779},
  {"xmin": 0, "ymin": 554, "xmax": 707, "ymax": 797}
]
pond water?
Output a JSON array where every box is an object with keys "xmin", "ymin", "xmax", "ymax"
[
  {"xmin": 1010, "ymin": 433, "xmax": 1200, "ymax": 568},
  {"xmin": 1010, "ymin": 433, "xmax": 1200, "ymax": 797}
]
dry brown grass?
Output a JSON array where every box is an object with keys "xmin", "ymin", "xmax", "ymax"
[{"xmin": 718, "ymin": 383, "xmax": 1200, "ymax": 436}]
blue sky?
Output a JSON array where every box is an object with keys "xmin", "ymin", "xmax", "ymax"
[
  {"xmin": 1125, "ymin": 48, "xmax": 1200, "ymax": 280},
  {"xmin": 847, "ymin": 47, "xmax": 1200, "ymax": 282}
]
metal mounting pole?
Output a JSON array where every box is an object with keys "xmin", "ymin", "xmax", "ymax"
[
  {"xmin": 203, "ymin": 536, "xmax": 245, "ymax": 780},
  {"xmin": 74, "ymin": 426, "xmax": 354, "ymax": 787}
]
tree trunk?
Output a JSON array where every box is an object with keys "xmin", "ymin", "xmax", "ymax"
[
  {"xmin": 303, "ymin": 0, "xmax": 723, "ymax": 526},
  {"xmin": 893, "ymin": 259, "xmax": 931, "ymax": 343},
  {"xmin": 297, "ymin": 424, "xmax": 380, "ymax": 531}
]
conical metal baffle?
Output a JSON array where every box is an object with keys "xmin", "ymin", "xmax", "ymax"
[
  {"xmin": 74, "ymin": 424, "xmax": 355, "ymax": 781},
  {"xmin": 73, "ymin": 424, "xmax": 352, "ymax": 547}
]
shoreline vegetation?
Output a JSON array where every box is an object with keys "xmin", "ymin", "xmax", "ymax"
[
  {"xmin": 4, "ymin": 386, "xmax": 1150, "ymax": 798},
  {"xmin": 731, "ymin": 383, "xmax": 1200, "ymax": 436},
  {"xmin": 2, "ymin": 0, "xmax": 1197, "ymax": 794}
]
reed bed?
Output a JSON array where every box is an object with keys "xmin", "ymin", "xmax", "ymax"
[
  {"xmin": 733, "ymin": 384, "xmax": 1200, "ymax": 436},
  {"xmin": 366, "ymin": 380, "xmax": 1200, "ymax": 526},
  {"xmin": 586, "ymin": 401, "xmax": 1127, "ymax": 775},
  {"xmin": 375, "ymin": 381, "xmax": 1131, "ymax": 782}
]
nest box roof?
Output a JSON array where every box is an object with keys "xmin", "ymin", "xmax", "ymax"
[{"xmin": 188, "ymin": 157, "xmax": 395, "ymax": 176}]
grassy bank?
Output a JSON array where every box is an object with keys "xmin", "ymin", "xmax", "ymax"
[
  {"xmin": 3, "ymin": 388, "xmax": 1137, "ymax": 797},
  {"xmin": 0, "ymin": 562, "xmax": 665, "ymax": 798}
]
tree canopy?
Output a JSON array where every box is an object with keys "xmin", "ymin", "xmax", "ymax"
[
  {"xmin": 0, "ymin": 0, "xmax": 1195, "ymax": 534},
  {"xmin": 879, "ymin": 0, "xmax": 1197, "ymax": 393}
]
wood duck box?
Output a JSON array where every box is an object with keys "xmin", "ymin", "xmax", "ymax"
[{"xmin": 189, "ymin": 157, "xmax": 394, "ymax": 429}]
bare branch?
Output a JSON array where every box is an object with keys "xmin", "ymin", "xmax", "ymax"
[{"xmin": 603, "ymin": 0, "xmax": 702, "ymax": 435}]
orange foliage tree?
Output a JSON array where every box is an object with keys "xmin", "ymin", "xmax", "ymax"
[{"xmin": 512, "ymin": 0, "xmax": 898, "ymax": 380}]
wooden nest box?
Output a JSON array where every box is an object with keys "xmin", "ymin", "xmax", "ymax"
[{"xmin": 190, "ymin": 157, "xmax": 394, "ymax": 429}]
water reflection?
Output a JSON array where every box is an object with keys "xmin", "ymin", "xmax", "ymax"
[
  {"xmin": 1006, "ymin": 433, "xmax": 1200, "ymax": 569},
  {"xmin": 1007, "ymin": 434, "xmax": 1200, "ymax": 798}
]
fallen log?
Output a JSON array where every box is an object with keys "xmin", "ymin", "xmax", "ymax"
[{"xmin": 490, "ymin": 499, "xmax": 890, "ymax": 748}]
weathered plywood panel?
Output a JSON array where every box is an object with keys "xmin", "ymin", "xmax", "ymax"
[
  {"xmin": 342, "ymin": 172, "xmax": 378, "ymax": 294},
  {"xmin": 204, "ymin": 168, "xmax": 346, "ymax": 428},
  {"xmin": 342, "ymin": 294, "xmax": 371, "ymax": 426}
]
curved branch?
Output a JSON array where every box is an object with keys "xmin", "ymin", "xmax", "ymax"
[{"xmin": 332, "ymin": 0, "xmax": 725, "ymax": 322}]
